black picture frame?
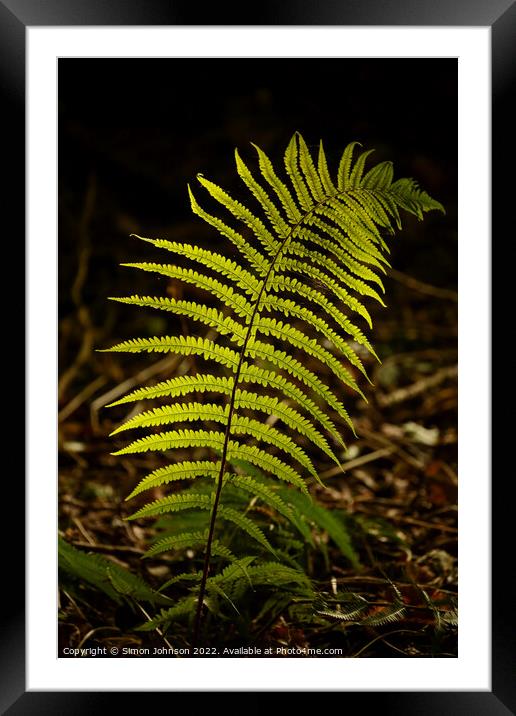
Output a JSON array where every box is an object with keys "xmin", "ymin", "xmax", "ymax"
[{"xmin": 4, "ymin": 0, "xmax": 507, "ymax": 711}]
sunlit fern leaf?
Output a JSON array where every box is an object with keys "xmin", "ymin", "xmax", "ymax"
[
  {"xmin": 196, "ymin": 174, "xmax": 280, "ymax": 256},
  {"xmin": 296, "ymin": 132, "xmax": 325, "ymax": 202},
  {"xmin": 253, "ymin": 315, "xmax": 367, "ymax": 397},
  {"xmin": 188, "ymin": 186, "xmax": 269, "ymax": 276},
  {"xmin": 258, "ymin": 294, "xmax": 371, "ymax": 382},
  {"xmin": 101, "ymin": 335, "xmax": 241, "ymax": 371},
  {"xmin": 285, "ymin": 133, "xmax": 313, "ymax": 211},
  {"xmin": 309, "ymin": 214, "xmax": 388, "ymax": 273},
  {"xmin": 233, "ymin": 389, "xmax": 339, "ymax": 464},
  {"xmin": 130, "ymin": 235, "xmax": 262, "ymax": 298},
  {"xmin": 277, "ymin": 256, "xmax": 375, "ymax": 327},
  {"xmin": 235, "ymin": 149, "xmax": 290, "ymax": 236},
  {"xmin": 103, "ymin": 132, "xmax": 444, "ymax": 629},
  {"xmin": 119, "ymin": 265, "xmax": 254, "ymax": 319},
  {"xmin": 106, "ymin": 374, "xmax": 234, "ymax": 408},
  {"xmin": 126, "ymin": 460, "xmax": 219, "ymax": 499},
  {"xmin": 238, "ymin": 361, "xmax": 343, "ymax": 442},
  {"xmin": 295, "ymin": 226, "xmax": 386, "ymax": 289},
  {"xmin": 283, "ymin": 240, "xmax": 386, "ymax": 304},
  {"xmin": 111, "ymin": 293, "xmax": 252, "ymax": 328},
  {"xmin": 317, "ymin": 140, "xmax": 336, "ymax": 195},
  {"xmin": 244, "ymin": 339, "xmax": 357, "ymax": 435},
  {"xmin": 337, "ymin": 141, "xmax": 361, "ymax": 190}
]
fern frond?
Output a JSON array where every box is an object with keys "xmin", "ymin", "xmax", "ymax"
[
  {"xmin": 145, "ymin": 531, "xmax": 232, "ymax": 561},
  {"xmin": 369, "ymin": 190, "xmax": 402, "ymax": 230},
  {"xmin": 188, "ymin": 186, "xmax": 268, "ymax": 275},
  {"xmin": 235, "ymin": 149, "xmax": 290, "ymax": 236},
  {"xmin": 127, "ymin": 492, "xmax": 274, "ymax": 555},
  {"xmin": 112, "ymin": 428, "xmax": 227, "ymax": 456},
  {"xmin": 284, "ymin": 133, "xmax": 313, "ymax": 211},
  {"xmin": 111, "ymin": 403, "xmax": 228, "ymax": 435},
  {"xmin": 346, "ymin": 190, "xmax": 392, "ymax": 235},
  {"xmin": 309, "ymin": 215, "xmax": 388, "ymax": 273},
  {"xmin": 349, "ymin": 148, "xmax": 376, "ymax": 187},
  {"xmin": 296, "ymin": 132, "xmax": 324, "ymax": 202},
  {"xmin": 230, "ymin": 475, "xmax": 298, "ymax": 526},
  {"xmin": 337, "ymin": 141, "xmax": 361, "ymax": 190},
  {"xmin": 317, "ymin": 140, "xmax": 336, "ymax": 195},
  {"xmin": 361, "ymin": 159, "xmax": 394, "ymax": 189},
  {"xmin": 285, "ymin": 239, "xmax": 386, "ymax": 303},
  {"xmin": 115, "ymin": 405, "xmax": 316, "ymax": 479},
  {"xmin": 119, "ymin": 264, "xmax": 254, "ymax": 319},
  {"xmin": 231, "ymin": 415, "xmax": 317, "ymax": 477},
  {"xmin": 218, "ymin": 505, "xmax": 277, "ymax": 556},
  {"xmin": 234, "ymin": 389, "xmax": 339, "ymax": 463},
  {"xmin": 157, "ymin": 571, "xmax": 203, "ymax": 592},
  {"xmin": 296, "ymin": 226, "xmax": 385, "ymax": 289},
  {"xmin": 246, "ymin": 562, "xmax": 313, "ymax": 591},
  {"xmin": 268, "ymin": 274, "xmax": 379, "ymax": 359},
  {"xmin": 105, "ymin": 132, "xmax": 445, "ymax": 636},
  {"xmin": 106, "ymin": 374, "xmax": 234, "ymax": 408},
  {"xmin": 58, "ymin": 536, "xmax": 170, "ymax": 606},
  {"xmin": 136, "ymin": 490, "xmax": 276, "ymax": 556},
  {"xmin": 314, "ymin": 204, "xmax": 390, "ymax": 267},
  {"xmin": 196, "ymin": 174, "xmax": 279, "ymax": 256},
  {"xmin": 227, "ymin": 441, "xmax": 309, "ymax": 494},
  {"xmin": 131, "ymin": 234, "xmax": 262, "ymax": 298},
  {"xmin": 127, "ymin": 460, "xmax": 219, "ymax": 499},
  {"xmin": 388, "ymin": 178, "xmax": 445, "ymax": 218},
  {"xmin": 238, "ymin": 362, "xmax": 342, "ymax": 442},
  {"xmin": 211, "ymin": 560, "xmax": 313, "ymax": 594},
  {"xmin": 258, "ymin": 294, "xmax": 370, "ymax": 381},
  {"xmin": 101, "ymin": 335, "xmax": 240, "ymax": 371},
  {"xmin": 246, "ymin": 339, "xmax": 356, "ymax": 435},
  {"xmin": 277, "ymin": 257, "xmax": 375, "ymax": 327},
  {"xmin": 110, "ymin": 297, "xmax": 248, "ymax": 340},
  {"xmin": 254, "ymin": 316, "xmax": 366, "ymax": 397},
  {"xmin": 208, "ymin": 556, "xmax": 256, "ymax": 586},
  {"xmin": 251, "ymin": 142, "xmax": 301, "ymax": 223}
]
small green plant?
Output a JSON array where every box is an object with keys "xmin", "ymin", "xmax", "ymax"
[{"xmin": 102, "ymin": 132, "xmax": 444, "ymax": 643}]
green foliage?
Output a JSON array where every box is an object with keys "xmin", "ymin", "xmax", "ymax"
[
  {"xmin": 102, "ymin": 132, "xmax": 443, "ymax": 635},
  {"xmin": 58, "ymin": 535, "xmax": 170, "ymax": 607}
]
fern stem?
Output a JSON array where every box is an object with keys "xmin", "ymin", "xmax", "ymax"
[
  {"xmin": 192, "ymin": 249, "xmax": 280, "ymax": 644},
  {"xmin": 192, "ymin": 215, "xmax": 310, "ymax": 643},
  {"xmin": 192, "ymin": 183, "xmax": 367, "ymax": 643}
]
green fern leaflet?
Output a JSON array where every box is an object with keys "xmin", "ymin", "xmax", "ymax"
[{"xmin": 102, "ymin": 132, "xmax": 444, "ymax": 639}]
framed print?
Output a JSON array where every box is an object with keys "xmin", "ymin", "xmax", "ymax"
[{"xmin": 2, "ymin": 0, "xmax": 509, "ymax": 710}]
